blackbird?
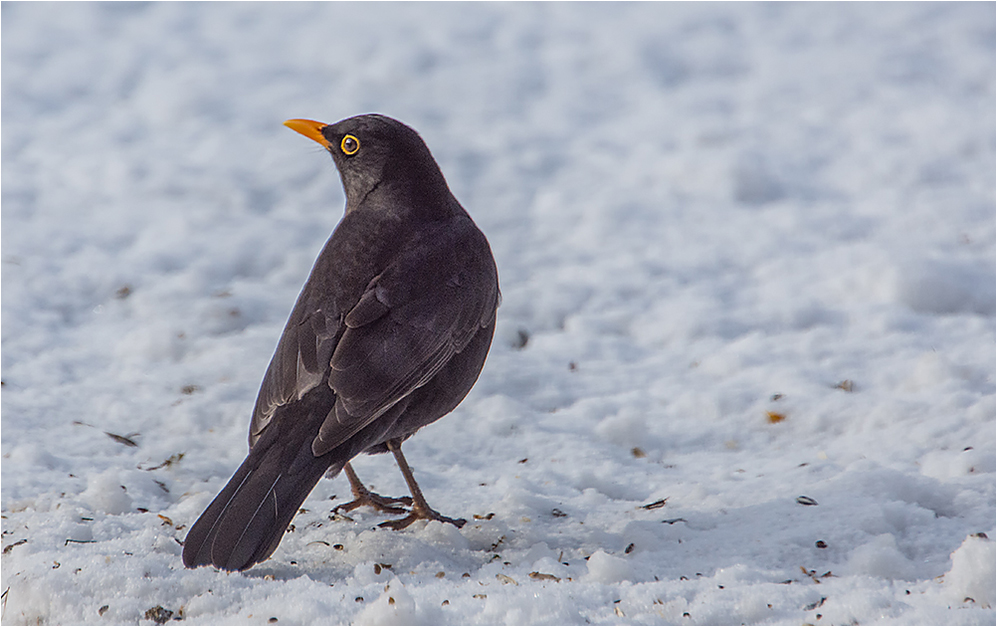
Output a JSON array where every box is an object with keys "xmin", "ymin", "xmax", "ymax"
[{"xmin": 182, "ymin": 114, "xmax": 499, "ymax": 572}]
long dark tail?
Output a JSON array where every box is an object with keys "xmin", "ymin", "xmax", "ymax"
[{"xmin": 182, "ymin": 396, "xmax": 342, "ymax": 572}]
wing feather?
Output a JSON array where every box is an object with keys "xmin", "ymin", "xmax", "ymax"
[
  {"xmin": 249, "ymin": 215, "xmax": 498, "ymax": 457},
  {"xmin": 249, "ymin": 301, "xmax": 340, "ymax": 447},
  {"xmin": 314, "ymin": 221, "xmax": 498, "ymax": 455}
]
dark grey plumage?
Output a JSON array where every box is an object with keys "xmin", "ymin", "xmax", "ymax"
[{"xmin": 182, "ymin": 114, "xmax": 499, "ymax": 572}]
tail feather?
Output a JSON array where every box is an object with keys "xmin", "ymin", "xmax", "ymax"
[
  {"xmin": 183, "ymin": 387, "xmax": 411, "ymax": 571},
  {"xmin": 183, "ymin": 396, "xmax": 340, "ymax": 572},
  {"xmin": 215, "ymin": 474, "xmax": 283, "ymax": 570},
  {"xmin": 182, "ymin": 463, "xmax": 257, "ymax": 569},
  {"xmin": 211, "ymin": 445, "xmax": 330, "ymax": 571}
]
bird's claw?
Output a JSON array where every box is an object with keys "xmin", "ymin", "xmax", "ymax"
[
  {"xmin": 334, "ymin": 492, "xmax": 413, "ymax": 516},
  {"xmin": 378, "ymin": 505, "xmax": 466, "ymax": 530}
]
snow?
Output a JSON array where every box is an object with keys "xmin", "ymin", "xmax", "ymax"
[{"xmin": 1, "ymin": 2, "xmax": 994, "ymax": 625}]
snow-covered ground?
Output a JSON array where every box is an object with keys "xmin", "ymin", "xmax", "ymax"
[{"xmin": 2, "ymin": 3, "xmax": 995, "ymax": 625}]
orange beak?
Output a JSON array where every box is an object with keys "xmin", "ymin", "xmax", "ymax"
[{"xmin": 284, "ymin": 119, "xmax": 331, "ymax": 148}]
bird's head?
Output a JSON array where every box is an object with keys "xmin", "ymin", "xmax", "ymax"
[{"xmin": 284, "ymin": 114, "xmax": 451, "ymax": 213}]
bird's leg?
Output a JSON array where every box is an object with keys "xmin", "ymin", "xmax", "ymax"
[
  {"xmin": 333, "ymin": 462, "xmax": 413, "ymax": 515},
  {"xmin": 378, "ymin": 440, "xmax": 467, "ymax": 530}
]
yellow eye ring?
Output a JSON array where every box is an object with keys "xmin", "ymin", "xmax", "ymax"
[{"xmin": 341, "ymin": 134, "xmax": 360, "ymax": 155}]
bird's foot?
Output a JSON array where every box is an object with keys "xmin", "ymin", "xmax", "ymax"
[
  {"xmin": 334, "ymin": 490, "xmax": 413, "ymax": 516},
  {"xmin": 378, "ymin": 503, "xmax": 466, "ymax": 531},
  {"xmin": 336, "ymin": 462, "xmax": 414, "ymax": 515}
]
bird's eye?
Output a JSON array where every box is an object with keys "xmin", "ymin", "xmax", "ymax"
[{"xmin": 341, "ymin": 134, "xmax": 360, "ymax": 155}]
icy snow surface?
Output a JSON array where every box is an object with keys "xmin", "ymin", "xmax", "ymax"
[{"xmin": 2, "ymin": 3, "xmax": 995, "ymax": 625}]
